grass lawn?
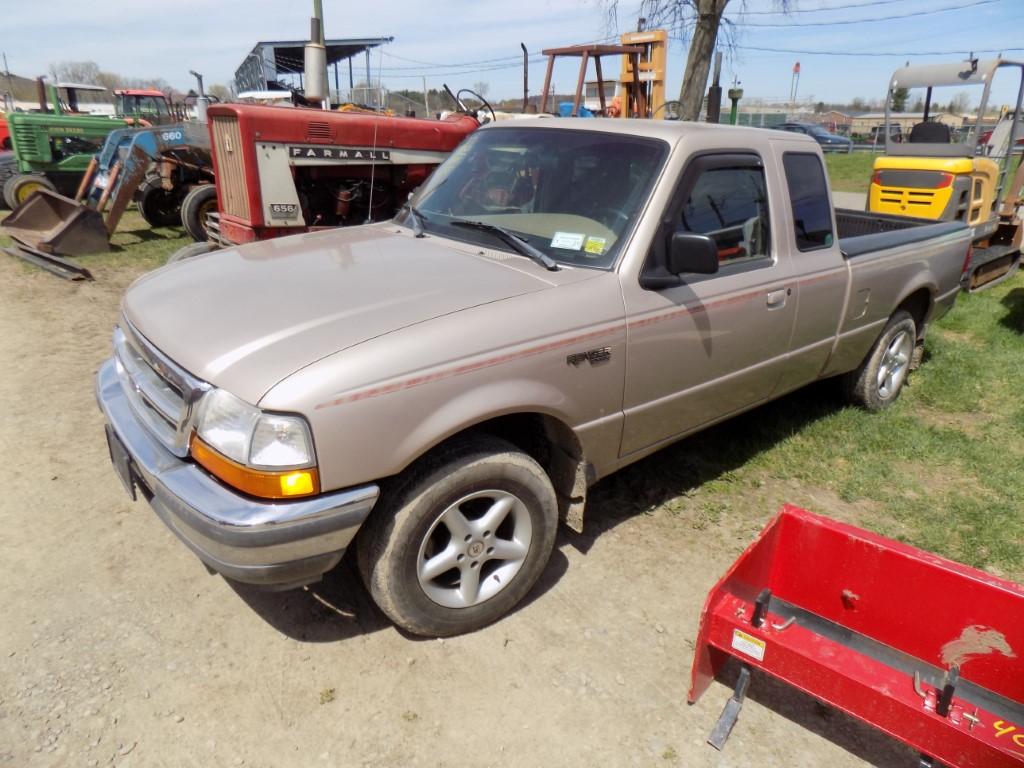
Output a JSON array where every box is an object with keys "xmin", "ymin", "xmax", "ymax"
[
  {"xmin": 824, "ymin": 151, "xmax": 876, "ymax": 194},
  {"xmin": 593, "ymin": 274, "xmax": 1024, "ymax": 582},
  {"xmin": 0, "ymin": 209, "xmax": 189, "ymax": 272}
]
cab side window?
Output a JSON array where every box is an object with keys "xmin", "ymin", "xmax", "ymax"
[
  {"xmin": 783, "ymin": 152, "xmax": 834, "ymax": 250},
  {"xmin": 678, "ymin": 165, "xmax": 771, "ymax": 265}
]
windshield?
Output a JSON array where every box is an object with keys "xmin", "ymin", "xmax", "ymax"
[{"xmin": 405, "ymin": 126, "xmax": 668, "ymax": 269}]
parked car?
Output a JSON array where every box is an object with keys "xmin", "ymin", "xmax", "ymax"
[
  {"xmin": 97, "ymin": 119, "xmax": 972, "ymax": 637},
  {"xmin": 868, "ymin": 124, "xmax": 903, "ymax": 144},
  {"xmin": 773, "ymin": 121, "xmax": 854, "ymax": 152}
]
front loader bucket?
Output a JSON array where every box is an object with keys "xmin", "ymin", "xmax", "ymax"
[{"xmin": 1, "ymin": 189, "xmax": 110, "ymax": 256}]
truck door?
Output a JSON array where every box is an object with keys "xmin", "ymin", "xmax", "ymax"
[
  {"xmin": 620, "ymin": 151, "xmax": 797, "ymax": 456},
  {"xmin": 771, "ymin": 149, "xmax": 849, "ymax": 396}
]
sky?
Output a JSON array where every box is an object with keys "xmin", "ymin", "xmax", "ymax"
[{"xmin": 2, "ymin": 0, "xmax": 1023, "ymax": 110}]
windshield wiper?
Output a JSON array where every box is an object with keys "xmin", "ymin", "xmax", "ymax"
[
  {"xmin": 400, "ymin": 202, "xmax": 428, "ymax": 238},
  {"xmin": 449, "ymin": 219, "xmax": 558, "ymax": 271}
]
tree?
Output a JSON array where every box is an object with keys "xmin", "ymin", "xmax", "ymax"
[
  {"xmin": 48, "ymin": 60, "xmax": 101, "ymax": 84},
  {"xmin": 947, "ymin": 91, "xmax": 970, "ymax": 116},
  {"xmin": 891, "ymin": 87, "xmax": 909, "ymax": 113},
  {"xmin": 471, "ymin": 81, "xmax": 489, "ymax": 98},
  {"xmin": 850, "ymin": 97, "xmax": 867, "ymax": 113},
  {"xmin": 604, "ymin": 0, "xmax": 790, "ymax": 121},
  {"xmin": 207, "ymin": 83, "xmax": 232, "ymax": 102}
]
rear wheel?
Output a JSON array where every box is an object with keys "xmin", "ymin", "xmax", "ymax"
[
  {"xmin": 136, "ymin": 175, "xmax": 181, "ymax": 228},
  {"xmin": 3, "ymin": 174, "xmax": 56, "ymax": 209},
  {"xmin": 357, "ymin": 436, "xmax": 558, "ymax": 637},
  {"xmin": 843, "ymin": 310, "xmax": 916, "ymax": 411},
  {"xmin": 180, "ymin": 184, "xmax": 218, "ymax": 242}
]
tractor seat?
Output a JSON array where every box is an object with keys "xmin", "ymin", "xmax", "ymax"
[{"xmin": 908, "ymin": 122, "xmax": 951, "ymax": 144}]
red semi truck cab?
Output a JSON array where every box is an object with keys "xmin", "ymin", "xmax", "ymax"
[{"xmin": 205, "ymin": 103, "xmax": 479, "ymax": 245}]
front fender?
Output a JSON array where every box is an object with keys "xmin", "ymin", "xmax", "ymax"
[{"xmin": 392, "ymin": 377, "xmax": 577, "ymax": 473}]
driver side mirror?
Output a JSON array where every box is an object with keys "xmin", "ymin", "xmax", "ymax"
[{"xmin": 667, "ymin": 232, "xmax": 719, "ymax": 275}]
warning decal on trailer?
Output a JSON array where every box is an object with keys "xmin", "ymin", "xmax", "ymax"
[{"xmin": 731, "ymin": 629, "xmax": 766, "ymax": 662}]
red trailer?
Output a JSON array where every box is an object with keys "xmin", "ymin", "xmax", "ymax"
[{"xmin": 690, "ymin": 505, "xmax": 1024, "ymax": 767}]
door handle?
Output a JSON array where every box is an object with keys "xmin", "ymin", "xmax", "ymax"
[{"xmin": 766, "ymin": 288, "xmax": 790, "ymax": 309}]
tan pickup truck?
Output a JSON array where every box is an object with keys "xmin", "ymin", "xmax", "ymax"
[{"xmin": 97, "ymin": 119, "xmax": 972, "ymax": 636}]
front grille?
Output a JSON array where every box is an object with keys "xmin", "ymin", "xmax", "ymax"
[
  {"xmin": 210, "ymin": 114, "xmax": 250, "ymax": 221},
  {"xmin": 877, "ymin": 188, "xmax": 936, "ymax": 208},
  {"xmin": 11, "ymin": 123, "xmax": 36, "ymax": 155},
  {"xmin": 113, "ymin": 323, "xmax": 210, "ymax": 456}
]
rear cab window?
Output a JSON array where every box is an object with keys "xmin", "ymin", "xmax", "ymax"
[{"xmin": 782, "ymin": 152, "xmax": 835, "ymax": 251}]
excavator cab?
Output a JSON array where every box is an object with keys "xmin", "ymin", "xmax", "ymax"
[{"xmin": 868, "ymin": 59, "xmax": 1024, "ymax": 289}]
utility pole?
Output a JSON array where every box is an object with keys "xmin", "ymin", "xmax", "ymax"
[{"xmin": 423, "ymin": 76, "xmax": 430, "ymax": 117}]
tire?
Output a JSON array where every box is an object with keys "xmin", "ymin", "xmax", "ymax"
[
  {"xmin": 166, "ymin": 241, "xmax": 215, "ymax": 264},
  {"xmin": 180, "ymin": 184, "xmax": 218, "ymax": 242},
  {"xmin": 357, "ymin": 435, "xmax": 559, "ymax": 637},
  {"xmin": 136, "ymin": 175, "xmax": 181, "ymax": 228},
  {"xmin": 3, "ymin": 173, "xmax": 56, "ymax": 209},
  {"xmin": 843, "ymin": 310, "xmax": 917, "ymax": 411},
  {"xmin": 0, "ymin": 157, "xmax": 15, "ymax": 210}
]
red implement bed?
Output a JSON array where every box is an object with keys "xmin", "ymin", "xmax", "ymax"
[{"xmin": 690, "ymin": 505, "xmax": 1024, "ymax": 767}]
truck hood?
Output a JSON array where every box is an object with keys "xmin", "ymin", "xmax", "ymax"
[{"xmin": 122, "ymin": 225, "xmax": 559, "ymax": 404}]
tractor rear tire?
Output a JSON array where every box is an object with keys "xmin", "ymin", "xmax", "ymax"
[
  {"xmin": 0, "ymin": 154, "xmax": 17, "ymax": 209},
  {"xmin": 3, "ymin": 174, "xmax": 56, "ymax": 210},
  {"xmin": 136, "ymin": 175, "xmax": 182, "ymax": 228},
  {"xmin": 180, "ymin": 184, "xmax": 218, "ymax": 242}
]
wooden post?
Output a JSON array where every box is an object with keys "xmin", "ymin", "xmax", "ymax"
[
  {"xmin": 594, "ymin": 56, "xmax": 607, "ymax": 114},
  {"xmin": 540, "ymin": 55, "xmax": 555, "ymax": 113},
  {"xmin": 573, "ymin": 52, "xmax": 589, "ymax": 116}
]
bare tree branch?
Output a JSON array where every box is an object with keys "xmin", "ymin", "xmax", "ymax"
[{"xmin": 599, "ymin": 0, "xmax": 792, "ymax": 120}]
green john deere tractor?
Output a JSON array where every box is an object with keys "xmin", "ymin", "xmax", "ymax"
[{"xmin": 1, "ymin": 80, "xmax": 175, "ymax": 209}]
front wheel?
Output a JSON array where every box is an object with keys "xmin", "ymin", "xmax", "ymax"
[
  {"xmin": 180, "ymin": 183, "xmax": 218, "ymax": 242},
  {"xmin": 357, "ymin": 436, "xmax": 558, "ymax": 637},
  {"xmin": 136, "ymin": 175, "xmax": 181, "ymax": 228},
  {"xmin": 3, "ymin": 173, "xmax": 56, "ymax": 209},
  {"xmin": 843, "ymin": 310, "xmax": 916, "ymax": 411}
]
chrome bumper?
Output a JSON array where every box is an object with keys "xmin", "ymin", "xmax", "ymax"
[{"xmin": 96, "ymin": 358, "xmax": 379, "ymax": 588}]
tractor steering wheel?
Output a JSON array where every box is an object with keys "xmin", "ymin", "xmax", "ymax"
[{"xmin": 457, "ymin": 88, "xmax": 496, "ymax": 124}]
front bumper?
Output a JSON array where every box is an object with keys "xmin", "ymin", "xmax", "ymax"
[{"xmin": 96, "ymin": 358, "xmax": 379, "ymax": 588}]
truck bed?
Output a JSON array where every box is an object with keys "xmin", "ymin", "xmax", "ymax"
[{"xmin": 837, "ymin": 209, "xmax": 968, "ymax": 258}]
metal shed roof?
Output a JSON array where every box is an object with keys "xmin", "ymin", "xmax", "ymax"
[
  {"xmin": 252, "ymin": 37, "xmax": 393, "ymax": 75},
  {"xmin": 234, "ymin": 36, "xmax": 394, "ymax": 95}
]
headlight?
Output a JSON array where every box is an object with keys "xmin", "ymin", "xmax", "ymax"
[{"xmin": 192, "ymin": 388, "xmax": 319, "ymax": 498}]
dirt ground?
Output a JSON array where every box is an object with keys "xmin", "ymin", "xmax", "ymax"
[{"xmin": 0, "ymin": 253, "xmax": 920, "ymax": 768}]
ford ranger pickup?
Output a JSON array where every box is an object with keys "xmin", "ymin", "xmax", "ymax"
[{"xmin": 97, "ymin": 119, "xmax": 972, "ymax": 636}]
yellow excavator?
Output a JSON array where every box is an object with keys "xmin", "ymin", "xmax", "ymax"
[{"xmin": 868, "ymin": 58, "xmax": 1024, "ymax": 290}]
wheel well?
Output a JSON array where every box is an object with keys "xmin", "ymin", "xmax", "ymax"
[
  {"xmin": 441, "ymin": 413, "xmax": 591, "ymax": 532},
  {"xmin": 897, "ymin": 288, "xmax": 932, "ymax": 339}
]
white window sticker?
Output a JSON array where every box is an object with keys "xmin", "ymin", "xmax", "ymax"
[
  {"xmin": 550, "ymin": 231, "xmax": 585, "ymax": 250},
  {"xmin": 731, "ymin": 629, "xmax": 766, "ymax": 661}
]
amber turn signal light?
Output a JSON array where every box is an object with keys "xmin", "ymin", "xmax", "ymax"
[{"xmin": 190, "ymin": 435, "xmax": 320, "ymax": 499}]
